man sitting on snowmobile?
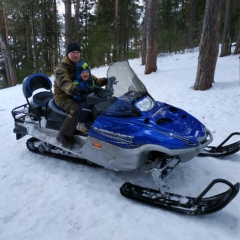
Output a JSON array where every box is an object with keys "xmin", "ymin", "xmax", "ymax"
[{"xmin": 54, "ymin": 43, "xmax": 107, "ymax": 149}]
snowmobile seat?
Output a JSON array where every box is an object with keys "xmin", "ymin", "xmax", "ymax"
[
  {"xmin": 22, "ymin": 73, "xmax": 53, "ymax": 118},
  {"xmin": 47, "ymin": 98, "xmax": 67, "ymax": 123}
]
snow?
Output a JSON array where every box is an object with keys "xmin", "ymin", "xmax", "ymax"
[{"xmin": 0, "ymin": 49, "xmax": 239, "ymax": 240}]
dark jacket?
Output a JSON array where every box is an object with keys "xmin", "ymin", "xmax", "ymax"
[{"xmin": 54, "ymin": 55, "xmax": 106, "ymax": 107}]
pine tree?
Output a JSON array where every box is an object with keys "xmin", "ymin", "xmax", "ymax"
[{"xmin": 194, "ymin": 0, "xmax": 222, "ymax": 90}]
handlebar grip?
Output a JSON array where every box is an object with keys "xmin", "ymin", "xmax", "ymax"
[{"xmin": 106, "ymin": 76, "xmax": 116, "ymax": 91}]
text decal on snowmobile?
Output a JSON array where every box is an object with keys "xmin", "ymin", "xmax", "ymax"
[{"xmin": 93, "ymin": 127, "xmax": 134, "ymax": 143}]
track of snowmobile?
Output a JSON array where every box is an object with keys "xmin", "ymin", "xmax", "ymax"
[{"xmin": 26, "ymin": 137, "xmax": 101, "ymax": 168}]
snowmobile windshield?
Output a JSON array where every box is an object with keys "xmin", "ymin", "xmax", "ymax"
[
  {"xmin": 107, "ymin": 60, "xmax": 147, "ymax": 98},
  {"xmin": 104, "ymin": 60, "xmax": 153, "ymax": 116}
]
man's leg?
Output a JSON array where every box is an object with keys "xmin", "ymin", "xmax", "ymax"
[{"xmin": 56, "ymin": 99, "xmax": 79, "ymax": 148}]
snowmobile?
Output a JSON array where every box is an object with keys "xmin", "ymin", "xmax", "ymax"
[{"xmin": 12, "ymin": 60, "xmax": 240, "ymax": 215}]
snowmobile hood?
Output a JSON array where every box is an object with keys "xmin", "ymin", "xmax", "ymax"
[
  {"xmin": 90, "ymin": 101, "xmax": 209, "ymax": 150},
  {"xmin": 86, "ymin": 60, "xmax": 210, "ymax": 150}
]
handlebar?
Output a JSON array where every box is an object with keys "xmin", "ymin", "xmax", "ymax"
[
  {"xmin": 105, "ymin": 76, "xmax": 117, "ymax": 92},
  {"xmin": 90, "ymin": 77, "xmax": 117, "ymax": 99}
]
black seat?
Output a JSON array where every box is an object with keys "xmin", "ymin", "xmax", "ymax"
[
  {"xmin": 47, "ymin": 98, "xmax": 67, "ymax": 122},
  {"xmin": 22, "ymin": 73, "xmax": 53, "ymax": 105},
  {"xmin": 45, "ymin": 98, "xmax": 67, "ymax": 130},
  {"xmin": 22, "ymin": 73, "xmax": 53, "ymax": 118},
  {"xmin": 32, "ymin": 91, "xmax": 53, "ymax": 107}
]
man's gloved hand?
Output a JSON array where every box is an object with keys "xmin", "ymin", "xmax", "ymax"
[
  {"xmin": 74, "ymin": 88, "xmax": 92, "ymax": 95},
  {"xmin": 77, "ymin": 88, "xmax": 88, "ymax": 95},
  {"xmin": 87, "ymin": 86, "xmax": 97, "ymax": 93},
  {"xmin": 102, "ymin": 78, "xmax": 108, "ymax": 85}
]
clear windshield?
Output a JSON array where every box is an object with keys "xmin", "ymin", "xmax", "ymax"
[
  {"xmin": 107, "ymin": 60, "xmax": 147, "ymax": 98},
  {"xmin": 103, "ymin": 61, "xmax": 152, "ymax": 116}
]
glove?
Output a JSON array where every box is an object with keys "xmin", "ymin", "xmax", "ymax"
[
  {"xmin": 93, "ymin": 86, "xmax": 102, "ymax": 94},
  {"xmin": 102, "ymin": 78, "xmax": 108, "ymax": 85},
  {"xmin": 88, "ymin": 86, "xmax": 97, "ymax": 93},
  {"xmin": 75, "ymin": 88, "xmax": 92, "ymax": 95}
]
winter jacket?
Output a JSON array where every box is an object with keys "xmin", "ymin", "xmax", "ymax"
[{"xmin": 54, "ymin": 55, "xmax": 106, "ymax": 107}]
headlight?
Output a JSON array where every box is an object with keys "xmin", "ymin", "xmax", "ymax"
[{"xmin": 135, "ymin": 96, "xmax": 155, "ymax": 112}]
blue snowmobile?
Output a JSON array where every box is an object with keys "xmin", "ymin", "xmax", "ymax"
[{"xmin": 12, "ymin": 60, "xmax": 240, "ymax": 215}]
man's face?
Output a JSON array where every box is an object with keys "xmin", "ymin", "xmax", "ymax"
[
  {"xmin": 68, "ymin": 51, "xmax": 80, "ymax": 63},
  {"xmin": 81, "ymin": 70, "xmax": 90, "ymax": 81}
]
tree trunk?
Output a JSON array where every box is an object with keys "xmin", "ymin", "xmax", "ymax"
[
  {"xmin": 234, "ymin": 29, "xmax": 240, "ymax": 54},
  {"xmin": 0, "ymin": 9, "xmax": 17, "ymax": 87},
  {"xmin": 74, "ymin": 0, "xmax": 80, "ymax": 42},
  {"xmin": 220, "ymin": 0, "xmax": 233, "ymax": 57},
  {"xmin": 115, "ymin": 0, "xmax": 119, "ymax": 31},
  {"xmin": 145, "ymin": 0, "xmax": 158, "ymax": 74},
  {"xmin": 188, "ymin": 0, "xmax": 196, "ymax": 49},
  {"xmin": 31, "ymin": 1, "xmax": 37, "ymax": 71},
  {"xmin": 96, "ymin": 0, "xmax": 101, "ymax": 14},
  {"xmin": 114, "ymin": 0, "xmax": 120, "ymax": 58},
  {"xmin": 53, "ymin": 0, "xmax": 59, "ymax": 66},
  {"xmin": 42, "ymin": 0, "xmax": 47, "ymax": 72},
  {"xmin": 64, "ymin": 0, "xmax": 72, "ymax": 46},
  {"xmin": 194, "ymin": 0, "xmax": 222, "ymax": 90},
  {"xmin": 141, "ymin": 0, "xmax": 148, "ymax": 65}
]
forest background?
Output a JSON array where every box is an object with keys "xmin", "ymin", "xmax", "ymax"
[{"xmin": 0, "ymin": 0, "xmax": 239, "ymax": 89}]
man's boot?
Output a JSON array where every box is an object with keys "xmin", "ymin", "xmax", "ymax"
[{"xmin": 56, "ymin": 132, "xmax": 74, "ymax": 149}]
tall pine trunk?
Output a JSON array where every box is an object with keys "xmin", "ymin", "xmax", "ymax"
[
  {"xmin": 141, "ymin": 0, "xmax": 148, "ymax": 65},
  {"xmin": 145, "ymin": 0, "xmax": 158, "ymax": 74},
  {"xmin": 234, "ymin": 30, "xmax": 240, "ymax": 55},
  {"xmin": 188, "ymin": 0, "xmax": 196, "ymax": 49},
  {"xmin": 0, "ymin": 9, "xmax": 17, "ymax": 87},
  {"xmin": 74, "ymin": 0, "xmax": 80, "ymax": 43},
  {"xmin": 194, "ymin": 0, "xmax": 222, "ymax": 90},
  {"xmin": 220, "ymin": 0, "xmax": 233, "ymax": 57},
  {"xmin": 64, "ymin": 0, "xmax": 72, "ymax": 46}
]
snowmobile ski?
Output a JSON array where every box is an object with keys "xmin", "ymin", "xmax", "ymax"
[
  {"xmin": 198, "ymin": 132, "xmax": 240, "ymax": 157},
  {"xmin": 120, "ymin": 179, "xmax": 239, "ymax": 215}
]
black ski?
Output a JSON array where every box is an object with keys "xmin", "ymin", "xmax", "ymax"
[
  {"xmin": 198, "ymin": 132, "xmax": 240, "ymax": 157},
  {"xmin": 120, "ymin": 179, "xmax": 239, "ymax": 215}
]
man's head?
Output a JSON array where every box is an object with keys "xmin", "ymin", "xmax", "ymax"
[{"xmin": 66, "ymin": 43, "xmax": 81, "ymax": 63}]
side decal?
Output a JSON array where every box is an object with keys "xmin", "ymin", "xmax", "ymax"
[{"xmin": 93, "ymin": 127, "xmax": 134, "ymax": 143}]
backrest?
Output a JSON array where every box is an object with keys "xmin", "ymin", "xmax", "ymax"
[{"xmin": 22, "ymin": 73, "xmax": 52, "ymax": 99}]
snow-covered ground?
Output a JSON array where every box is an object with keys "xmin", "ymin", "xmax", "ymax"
[{"xmin": 0, "ymin": 49, "xmax": 239, "ymax": 240}]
